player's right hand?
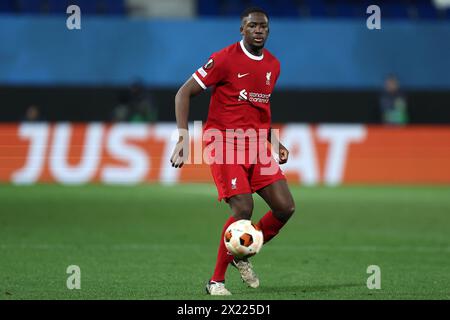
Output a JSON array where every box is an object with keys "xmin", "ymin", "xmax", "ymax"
[
  {"xmin": 170, "ymin": 138, "xmax": 189, "ymax": 168},
  {"xmin": 278, "ymin": 143, "xmax": 289, "ymax": 164}
]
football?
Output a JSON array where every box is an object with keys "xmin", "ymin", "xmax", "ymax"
[{"xmin": 224, "ymin": 219, "xmax": 264, "ymax": 259}]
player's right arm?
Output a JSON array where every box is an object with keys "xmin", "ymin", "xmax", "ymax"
[
  {"xmin": 170, "ymin": 77, "xmax": 203, "ymax": 168},
  {"xmin": 170, "ymin": 53, "xmax": 224, "ymax": 168}
]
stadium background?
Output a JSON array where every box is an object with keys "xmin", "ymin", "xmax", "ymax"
[{"xmin": 0, "ymin": 0, "xmax": 449, "ymax": 300}]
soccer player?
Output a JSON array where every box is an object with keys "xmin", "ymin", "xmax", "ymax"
[{"xmin": 170, "ymin": 7, "xmax": 295, "ymax": 295}]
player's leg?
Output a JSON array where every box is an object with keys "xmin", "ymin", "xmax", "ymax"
[
  {"xmin": 207, "ymin": 193, "xmax": 254, "ymax": 295},
  {"xmin": 210, "ymin": 193, "xmax": 254, "ymax": 279},
  {"xmin": 228, "ymin": 193, "xmax": 254, "ymax": 219},
  {"xmin": 207, "ymin": 163, "xmax": 253, "ymax": 295},
  {"xmin": 227, "ymin": 159, "xmax": 292, "ymax": 289},
  {"xmin": 229, "ymin": 179, "xmax": 295, "ymax": 290},
  {"xmin": 250, "ymin": 153, "xmax": 295, "ymax": 243},
  {"xmin": 256, "ymin": 179, "xmax": 295, "ymax": 243},
  {"xmin": 226, "ymin": 193, "xmax": 261, "ymax": 288}
]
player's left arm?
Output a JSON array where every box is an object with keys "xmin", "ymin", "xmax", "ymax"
[{"xmin": 268, "ymin": 127, "xmax": 289, "ymax": 164}]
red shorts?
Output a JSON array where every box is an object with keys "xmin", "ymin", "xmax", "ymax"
[{"xmin": 210, "ymin": 156, "xmax": 286, "ymax": 202}]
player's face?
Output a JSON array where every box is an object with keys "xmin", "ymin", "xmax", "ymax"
[{"xmin": 240, "ymin": 13, "xmax": 269, "ymax": 49}]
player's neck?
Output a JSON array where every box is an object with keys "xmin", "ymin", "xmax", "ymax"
[{"xmin": 243, "ymin": 41, "xmax": 263, "ymax": 57}]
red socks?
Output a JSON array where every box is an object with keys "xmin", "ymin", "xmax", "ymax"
[
  {"xmin": 210, "ymin": 211, "xmax": 286, "ymax": 282},
  {"xmin": 210, "ymin": 216, "xmax": 236, "ymax": 282},
  {"xmin": 257, "ymin": 210, "xmax": 286, "ymax": 244}
]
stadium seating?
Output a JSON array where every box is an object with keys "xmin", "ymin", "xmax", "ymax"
[
  {"xmin": 0, "ymin": 0, "xmax": 447, "ymax": 19},
  {"xmin": 196, "ymin": 0, "xmax": 449, "ymax": 20},
  {"xmin": 0, "ymin": 0, "xmax": 125, "ymax": 15},
  {"xmin": 250, "ymin": 0, "xmax": 300, "ymax": 17},
  {"xmin": 1, "ymin": 1, "xmax": 15, "ymax": 12}
]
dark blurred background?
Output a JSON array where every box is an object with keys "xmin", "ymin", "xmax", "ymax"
[{"xmin": 1, "ymin": 0, "xmax": 450, "ymax": 124}]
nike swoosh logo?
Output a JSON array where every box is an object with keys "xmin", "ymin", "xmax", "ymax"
[{"xmin": 238, "ymin": 73, "xmax": 250, "ymax": 78}]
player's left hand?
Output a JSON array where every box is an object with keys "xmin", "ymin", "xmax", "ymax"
[{"xmin": 278, "ymin": 144, "xmax": 289, "ymax": 164}]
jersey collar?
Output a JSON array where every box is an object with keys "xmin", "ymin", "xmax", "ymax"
[{"xmin": 239, "ymin": 40, "xmax": 264, "ymax": 61}]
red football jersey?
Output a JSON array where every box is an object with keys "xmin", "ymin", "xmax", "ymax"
[{"xmin": 193, "ymin": 40, "xmax": 280, "ymax": 132}]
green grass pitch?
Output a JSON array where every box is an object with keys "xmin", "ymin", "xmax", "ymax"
[{"xmin": 0, "ymin": 184, "xmax": 449, "ymax": 300}]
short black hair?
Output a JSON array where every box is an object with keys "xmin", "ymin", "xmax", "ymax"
[{"xmin": 240, "ymin": 6, "xmax": 269, "ymax": 21}]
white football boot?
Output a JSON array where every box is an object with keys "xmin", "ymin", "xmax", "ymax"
[
  {"xmin": 205, "ymin": 281, "xmax": 232, "ymax": 296},
  {"xmin": 232, "ymin": 258, "xmax": 260, "ymax": 288}
]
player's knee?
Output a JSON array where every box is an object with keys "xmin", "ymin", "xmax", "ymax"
[
  {"xmin": 232, "ymin": 202, "xmax": 253, "ymax": 220},
  {"xmin": 229, "ymin": 195, "xmax": 253, "ymax": 220},
  {"xmin": 273, "ymin": 203, "xmax": 295, "ymax": 222},
  {"xmin": 233, "ymin": 207, "xmax": 253, "ymax": 220},
  {"xmin": 285, "ymin": 204, "xmax": 295, "ymax": 218}
]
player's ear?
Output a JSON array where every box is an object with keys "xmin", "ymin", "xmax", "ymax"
[{"xmin": 240, "ymin": 25, "xmax": 244, "ymax": 36}]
